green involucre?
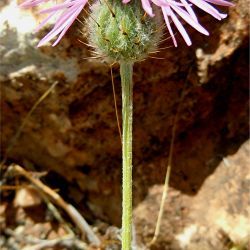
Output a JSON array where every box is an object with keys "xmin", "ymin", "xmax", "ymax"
[{"xmin": 88, "ymin": 0, "xmax": 162, "ymax": 63}]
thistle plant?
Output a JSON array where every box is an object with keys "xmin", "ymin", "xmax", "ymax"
[{"xmin": 20, "ymin": 0, "xmax": 233, "ymax": 249}]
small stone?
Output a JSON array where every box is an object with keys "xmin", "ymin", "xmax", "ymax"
[{"xmin": 14, "ymin": 186, "xmax": 42, "ymax": 208}]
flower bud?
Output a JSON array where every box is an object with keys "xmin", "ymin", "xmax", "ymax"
[{"xmin": 88, "ymin": 0, "xmax": 162, "ymax": 63}]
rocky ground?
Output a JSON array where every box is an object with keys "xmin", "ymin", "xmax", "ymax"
[{"xmin": 0, "ymin": 0, "xmax": 249, "ymax": 249}]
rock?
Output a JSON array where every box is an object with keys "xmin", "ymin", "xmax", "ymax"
[
  {"xmin": 0, "ymin": 0, "xmax": 249, "ymax": 227},
  {"xmin": 134, "ymin": 141, "xmax": 250, "ymax": 249}
]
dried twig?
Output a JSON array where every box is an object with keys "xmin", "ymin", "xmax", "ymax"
[
  {"xmin": 0, "ymin": 184, "xmax": 28, "ymax": 190},
  {"xmin": 5, "ymin": 229, "xmax": 88, "ymax": 250},
  {"xmin": 39, "ymin": 191, "xmax": 75, "ymax": 236},
  {"xmin": 8, "ymin": 164, "xmax": 101, "ymax": 246},
  {"xmin": 22, "ymin": 237, "xmax": 88, "ymax": 250}
]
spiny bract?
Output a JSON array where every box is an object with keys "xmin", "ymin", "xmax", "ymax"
[{"xmin": 88, "ymin": 0, "xmax": 162, "ymax": 63}]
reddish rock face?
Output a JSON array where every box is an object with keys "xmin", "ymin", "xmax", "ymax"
[{"xmin": 1, "ymin": 0, "xmax": 249, "ymax": 228}]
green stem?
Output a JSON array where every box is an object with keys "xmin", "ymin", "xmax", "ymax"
[{"xmin": 120, "ymin": 61, "xmax": 133, "ymax": 250}]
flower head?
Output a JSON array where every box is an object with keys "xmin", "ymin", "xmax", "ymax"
[
  {"xmin": 20, "ymin": 0, "xmax": 233, "ymax": 47},
  {"xmin": 88, "ymin": 0, "xmax": 162, "ymax": 63}
]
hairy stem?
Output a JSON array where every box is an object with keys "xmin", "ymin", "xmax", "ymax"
[{"xmin": 120, "ymin": 62, "xmax": 133, "ymax": 250}]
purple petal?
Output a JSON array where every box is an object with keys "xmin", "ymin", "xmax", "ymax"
[
  {"xmin": 167, "ymin": 6, "xmax": 192, "ymax": 46},
  {"xmin": 141, "ymin": 0, "xmax": 155, "ymax": 16},
  {"xmin": 204, "ymin": 0, "xmax": 235, "ymax": 6},
  {"xmin": 189, "ymin": 0, "xmax": 227, "ymax": 20},
  {"xmin": 52, "ymin": 19, "xmax": 76, "ymax": 46},
  {"xmin": 37, "ymin": 0, "xmax": 87, "ymax": 47},
  {"xmin": 161, "ymin": 7, "xmax": 178, "ymax": 47},
  {"xmin": 35, "ymin": 12, "xmax": 56, "ymax": 32},
  {"xmin": 180, "ymin": 0, "xmax": 198, "ymax": 22},
  {"xmin": 20, "ymin": 0, "xmax": 48, "ymax": 8},
  {"xmin": 39, "ymin": 2, "xmax": 77, "ymax": 14},
  {"xmin": 170, "ymin": 4, "xmax": 209, "ymax": 35},
  {"xmin": 151, "ymin": 0, "xmax": 185, "ymax": 7}
]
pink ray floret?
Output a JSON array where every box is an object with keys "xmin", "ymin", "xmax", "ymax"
[
  {"xmin": 20, "ymin": 0, "xmax": 234, "ymax": 47},
  {"xmin": 20, "ymin": 0, "xmax": 88, "ymax": 46}
]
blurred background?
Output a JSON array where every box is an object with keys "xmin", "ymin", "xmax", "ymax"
[{"xmin": 0, "ymin": 0, "xmax": 249, "ymax": 249}]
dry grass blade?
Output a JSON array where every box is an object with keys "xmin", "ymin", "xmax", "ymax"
[
  {"xmin": 0, "ymin": 81, "xmax": 59, "ymax": 168},
  {"xmin": 8, "ymin": 164, "xmax": 101, "ymax": 247},
  {"xmin": 110, "ymin": 66, "xmax": 122, "ymax": 143},
  {"xmin": 149, "ymin": 75, "xmax": 189, "ymax": 246}
]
